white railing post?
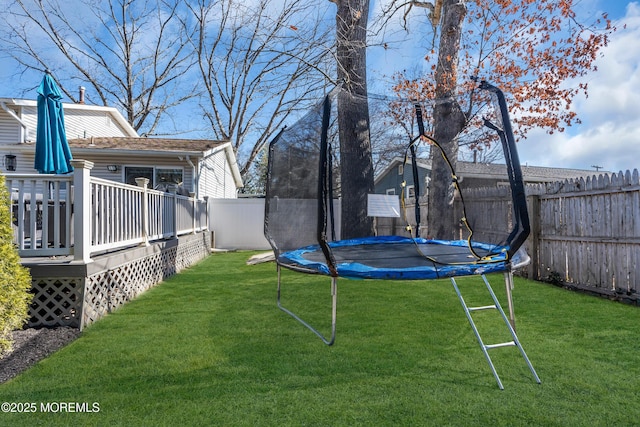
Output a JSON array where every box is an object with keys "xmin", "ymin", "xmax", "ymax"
[
  {"xmin": 190, "ymin": 192, "xmax": 197, "ymax": 234},
  {"xmin": 172, "ymin": 187, "xmax": 178, "ymax": 239},
  {"xmin": 71, "ymin": 159, "xmax": 94, "ymax": 263},
  {"xmin": 135, "ymin": 178, "xmax": 150, "ymax": 246}
]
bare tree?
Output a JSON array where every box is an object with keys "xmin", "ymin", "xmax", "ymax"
[
  {"xmin": 0, "ymin": 0, "xmax": 197, "ymax": 135},
  {"xmin": 187, "ymin": 0, "xmax": 336, "ymax": 178},
  {"xmin": 333, "ymin": 0, "xmax": 375, "ymax": 238},
  {"xmin": 428, "ymin": 0, "xmax": 466, "ymax": 240}
]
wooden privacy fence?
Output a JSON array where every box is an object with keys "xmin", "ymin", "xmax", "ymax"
[
  {"xmin": 525, "ymin": 170, "xmax": 640, "ymax": 302},
  {"xmin": 375, "ymin": 170, "xmax": 640, "ymax": 303}
]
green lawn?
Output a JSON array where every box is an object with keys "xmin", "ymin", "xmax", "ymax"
[{"xmin": 1, "ymin": 251, "xmax": 639, "ymax": 426}]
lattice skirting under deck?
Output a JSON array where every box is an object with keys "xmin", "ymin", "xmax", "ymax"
[
  {"xmin": 28, "ymin": 278, "xmax": 84, "ymax": 328},
  {"xmin": 27, "ymin": 233, "xmax": 211, "ymax": 329}
]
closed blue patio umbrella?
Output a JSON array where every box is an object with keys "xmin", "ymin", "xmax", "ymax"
[{"xmin": 34, "ymin": 70, "xmax": 73, "ymax": 174}]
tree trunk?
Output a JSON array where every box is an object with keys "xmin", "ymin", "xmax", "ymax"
[
  {"xmin": 427, "ymin": 0, "xmax": 467, "ymax": 240},
  {"xmin": 335, "ymin": 0, "xmax": 374, "ymax": 239}
]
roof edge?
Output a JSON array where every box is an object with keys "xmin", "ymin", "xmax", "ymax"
[{"xmin": 0, "ymin": 98, "xmax": 138, "ymax": 138}]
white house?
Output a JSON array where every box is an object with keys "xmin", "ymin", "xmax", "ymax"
[
  {"xmin": 0, "ymin": 98, "xmax": 227, "ymax": 329},
  {"xmin": 0, "ymin": 98, "xmax": 243, "ymax": 198}
]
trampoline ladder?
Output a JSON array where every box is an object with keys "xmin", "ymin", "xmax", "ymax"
[{"xmin": 451, "ymin": 274, "xmax": 541, "ymax": 390}]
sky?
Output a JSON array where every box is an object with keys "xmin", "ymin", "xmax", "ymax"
[
  {"xmin": 366, "ymin": 0, "xmax": 640, "ymax": 174},
  {"xmin": 0, "ymin": 0, "xmax": 638, "ymax": 174},
  {"xmin": 516, "ymin": 1, "xmax": 640, "ymax": 173}
]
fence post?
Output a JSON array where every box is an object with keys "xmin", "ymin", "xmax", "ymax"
[
  {"xmin": 135, "ymin": 178, "xmax": 150, "ymax": 246},
  {"xmin": 527, "ymin": 194, "xmax": 541, "ymax": 280},
  {"xmin": 203, "ymin": 196, "xmax": 210, "ymax": 231},
  {"xmin": 71, "ymin": 159, "xmax": 94, "ymax": 263}
]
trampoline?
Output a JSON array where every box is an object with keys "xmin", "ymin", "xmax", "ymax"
[
  {"xmin": 278, "ymin": 235, "xmax": 513, "ymax": 280},
  {"xmin": 264, "ymin": 81, "xmax": 540, "ymax": 389}
]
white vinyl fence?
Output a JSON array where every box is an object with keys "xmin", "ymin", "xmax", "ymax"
[{"xmin": 209, "ymin": 198, "xmax": 271, "ymax": 250}]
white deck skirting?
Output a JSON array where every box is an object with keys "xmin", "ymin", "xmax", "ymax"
[{"xmin": 25, "ymin": 232, "xmax": 212, "ymax": 329}]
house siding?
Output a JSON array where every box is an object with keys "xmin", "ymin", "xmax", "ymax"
[
  {"xmin": 0, "ymin": 103, "xmax": 133, "ymax": 146},
  {"xmin": 0, "ymin": 108, "xmax": 25, "ymax": 144},
  {"xmin": 64, "ymin": 108, "xmax": 132, "ymax": 139},
  {"xmin": 18, "ymin": 106, "xmax": 38, "ymax": 143},
  {"xmin": 375, "ymin": 163, "xmax": 430, "ymax": 198},
  {"xmin": 375, "ymin": 164, "xmax": 403, "ymax": 194},
  {"xmin": 200, "ymin": 149, "xmax": 237, "ymax": 198},
  {"xmin": 13, "ymin": 151, "xmax": 36, "ymax": 173}
]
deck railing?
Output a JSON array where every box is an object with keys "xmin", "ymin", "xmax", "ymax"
[
  {"xmin": 6, "ymin": 174, "xmax": 74, "ymax": 257},
  {"xmin": 6, "ymin": 159, "xmax": 209, "ymax": 261}
]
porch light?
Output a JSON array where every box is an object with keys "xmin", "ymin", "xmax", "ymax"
[
  {"xmin": 4, "ymin": 154, "xmax": 16, "ymax": 171},
  {"xmin": 107, "ymin": 164, "xmax": 119, "ymax": 172}
]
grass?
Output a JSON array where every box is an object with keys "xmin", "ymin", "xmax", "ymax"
[{"xmin": 1, "ymin": 251, "xmax": 640, "ymax": 426}]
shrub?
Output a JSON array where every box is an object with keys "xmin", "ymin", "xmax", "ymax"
[{"xmin": 0, "ymin": 173, "xmax": 32, "ymax": 356}]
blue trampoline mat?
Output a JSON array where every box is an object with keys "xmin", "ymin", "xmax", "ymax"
[{"xmin": 278, "ymin": 235, "xmax": 511, "ymax": 280}]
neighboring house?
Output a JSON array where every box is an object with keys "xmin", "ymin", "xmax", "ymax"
[
  {"xmin": 375, "ymin": 157, "xmax": 606, "ymax": 199},
  {"xmin": 0, "ymin": 98, "xmax": 243, "ymax": 198}
]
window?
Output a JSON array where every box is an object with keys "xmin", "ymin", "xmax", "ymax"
[
  {"xmin": 125, "ymin": 166, "xmax": 153, "ymax": 186},
  {"xmin": 155, "ymin": 168, "xmax": 183, "ymax": 186},
  {"xmin": 386, "ymin": 188, "xmax": 396, "ymax": 195},
  {"xmin": 406, "ymin": 185, "xmax": 415, "ymax": 199},
  {"xmin": 124, "ymin": 166, "xmax": 184, "ymax": 190}
]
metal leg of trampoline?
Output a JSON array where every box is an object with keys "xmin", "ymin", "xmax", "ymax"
[
  {"xmin": 451, "ymin": 274, "xmax": 541, "ymax": 390},
  {"xmin": 277, "ymin": 265, "xmax": 337, "ymax": 346},
  {"xmin": 504, "ymin": 271, "xmax": 516, "ymax": 331}
]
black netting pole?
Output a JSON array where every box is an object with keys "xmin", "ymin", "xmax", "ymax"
[
  {"xmin": 317, "ymin": 94, "xmax": 338, "ymax": 276},
  {"xmin": 412, "ymin": 104, "xmax": 425, "ymax": 238},
  {"xmin": 480, "ymin": 81, "xmax": 530, "ymax": 257}
]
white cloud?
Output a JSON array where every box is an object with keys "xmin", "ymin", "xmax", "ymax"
[{"xmin": 518, "ymin": 2, "xmax": 640, "ymax": 173}]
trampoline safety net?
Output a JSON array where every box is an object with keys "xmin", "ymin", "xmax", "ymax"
[{"xmin": 264, "ymin": 81, "xmax": 530, "ymax": 279}]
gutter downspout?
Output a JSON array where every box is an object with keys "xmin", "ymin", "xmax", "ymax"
[{"xmin": 0, "ymin": 101, "xmax": 28, "ymax": 143}]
